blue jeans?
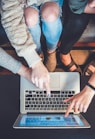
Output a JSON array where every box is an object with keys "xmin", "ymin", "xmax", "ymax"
[{"xmin": 28, "ymin": 0, "xmax": 64, "ymax": 54}]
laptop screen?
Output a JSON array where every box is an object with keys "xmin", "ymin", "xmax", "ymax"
[
  {"xmin": 19, "ymin": 114, "xmax": 84, "ymax": 127},
  {"xmin": 13, "ymin": 113, "xmax": 90, "ymax": 128}
]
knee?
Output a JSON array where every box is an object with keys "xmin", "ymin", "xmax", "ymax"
[
  {"xmin": 24, "ymin": 7, "xmax": 39, "ymax": 27},
  {"xmin": 41, "ymin": 2, "xmax": 60, "ymax": 22}
]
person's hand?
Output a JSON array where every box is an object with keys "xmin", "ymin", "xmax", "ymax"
[
  {"xmin": 64, "ymin": 85, "xmax": 95, "ymax": 117},
  {"xmin": 31, "ymin": 61, "xmax": 50, "ymax": 96},
  {"xmin": 17, "ymin": 62, "xmax": 50, "ymax": 96}
]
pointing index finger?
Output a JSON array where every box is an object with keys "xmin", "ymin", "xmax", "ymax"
[
  {"xmin": 44, "ymin": 79, "xmax": 51, "ymax": 97},
  {"xmin": 65, "ymin": 102, "xmax": 75, "ymax": 117}
]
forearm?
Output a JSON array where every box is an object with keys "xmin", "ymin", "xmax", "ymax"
[
  {"xmin": 83, "ymin": 72, "xmax": 95, "ymax": 98},
  {"xmin": 84, "ymin": 0, "xmax": 95, "ymax": 13}
]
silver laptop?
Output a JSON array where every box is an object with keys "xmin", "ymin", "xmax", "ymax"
[{"xmin": 13, "ymin": 72, "xmax": 90, "ymax": 129}]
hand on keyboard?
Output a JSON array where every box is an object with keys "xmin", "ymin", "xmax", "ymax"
[{"xmin": 64, "ymin": 86, "xmax": 95, "ymax": 117}]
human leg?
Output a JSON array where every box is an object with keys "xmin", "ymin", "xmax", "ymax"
[
  {"xmin": 41, "ymin": 1, "xmax": 63, "ymax": 71},
  {"xmin": 41, "ymin": 1, "xmax": 62, "ymax": 53},
  {"xmin": 83, "ymin": 14, "xmax": 95, "ymax": 75},
  {"xmin": 83, "ymin": 60, "xmax": 95, "ymax": 76},
  {"xmin": 59, "ymin": 11, "xmax": 91, "ymax": 72},
  {"xmin": 24, "ymin": 7, "xmax": 42, "ymax": 54}
]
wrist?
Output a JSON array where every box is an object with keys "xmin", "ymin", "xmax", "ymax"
[
  {"xmin": 17, "ymin": 65, "xmax": 28, "ymax": 77},
  {"xmin": 30, "ymin": 59, "xmax": 42, "ymax": 69},
  {"xmin": 31, "ymin": 61, "xmax": 43, "ymax": 69},
  {"xmin": 86, "ymin": 82, "xmax": 95, "ymax": 95}
]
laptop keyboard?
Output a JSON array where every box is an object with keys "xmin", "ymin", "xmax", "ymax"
[{"xmin": 25, "ymin": 90, "xmax": 75, "ymax": 112}]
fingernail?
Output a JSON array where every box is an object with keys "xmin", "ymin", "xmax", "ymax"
[{"xmin": 47, "ymin": 92, "xmax": 51, "ymax": 97}]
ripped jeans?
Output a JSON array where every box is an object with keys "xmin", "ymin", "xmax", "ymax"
[{"xmin": 28, "ymin": 0, "xmax": 64, "ymax": 54}]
